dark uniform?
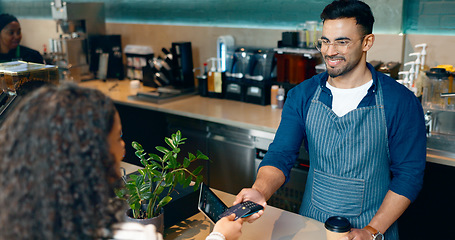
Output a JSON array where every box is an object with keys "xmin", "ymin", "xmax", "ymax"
[{"xmin": 0, "ymin": 45, "xmax": 44, "ymax": 64}]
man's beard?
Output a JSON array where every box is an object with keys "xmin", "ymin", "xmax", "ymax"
[{"xmin": 324, "ymin": 55, "xmax": 360, "ymax": 78}]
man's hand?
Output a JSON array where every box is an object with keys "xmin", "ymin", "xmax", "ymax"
[
  {"xmin": 213, "ymin": 214, "xmax": 244, "ymax": 240},
  {"xmin": 338, "ymin": 228, "xmax": 372, "ymax": 240},
  {"xmin": 233, "ymin": 166, "xmax": 285, "ymax": 223},
  {"xmin": 233, "ymin": 188, "xmax": 267, "ymax": 223}
]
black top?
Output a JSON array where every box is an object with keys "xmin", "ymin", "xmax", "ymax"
[{"xmin": 0, "ymin": 45, "xmax": 44, "ymax": 64}]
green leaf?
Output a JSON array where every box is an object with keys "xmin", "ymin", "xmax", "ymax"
[
  {"xmin": 184, "ymin": 175, "xmax": 192, "ymax": 188},
  {"xmin": 114, "ymin": 188, "xmax": 127, "ymax": 198},
  {"xmin": 129, "ymin": 174, "xmax": 138, "ymax": 181},
  {"xmin": 151, "ymin": 169, "xmax": 161, "ymax": 177},
  {"xmin": 142, "ymin": 192, "xmax": 153, "ymax": 200},
  {"xmin": 139, "ymin": 183, "xmax": 150, "ymax": 193},
  {"xmin": 196, "ymin": 150, "xmax": 209, "ymax": 160},
  {"xmin": 173, "ymin": 147, "xmax": 181, "ymax": 154},
  {"xmin": 155, "ymin": 185, "xmax": 164, "ymax": 195},
  {"xmin": 125, "ymin": 182, "xmax": 136, "ymax": 191},
  {"xmin": 135, "ymin": 151, "xmax": 146, "ymax": 159},
  {"xmin": 183, "ymin": 157, "xmax": 190, "ymax": 168},
  {"xmin": 148, "ymin": 153, "xmax": 161, "ymax": 162},
  {"xmin": 156, "ymin": 146, "xmax": 170, "ymax": 155},
  {"xmin": 167, "ymin": 156, "xmax": 177, "ymax": 169},
  {"xmin": 127, "ymin": 193, "xmax": 140, "ymax": 203},
  {"xmin": 138, "ymin": 169, "xmax": 146, "ymax": 176},
  {"xmin": 165, "ymin": 137, "xmax": 175, "ymax": 148},
  {"xmin": 196, "ymin": 175, "xmax": 204, "ymax": 187},
  {"xmin": 174, "ymin": 131, "xmax": 182, "ymax": 141},
  {"xmin": 163, "ymin": 151, "xmax": 172, "ymax": 163},
  {"xmin": 126, "ymin": 196, "xmax": 141, "ymax": 209},
  {"xmin": 193, "ymin": 177, "xmax": 203, "ymax": 191},
  {"xmin": 190, "ymin": 152, "xmax": 197, "ymax": 160},
  {"xmin": 192, "ymin": 166, "xmax": 203, "ymax": 176},
  {"xmin": 165, "ymin": 172, "xmax": 174, "ymax": 185},
  {"xmin": 129, "ymin": 201, "xmax": 141, "ymax": 211},
  {"xmin": 175, "ymin": 171, "xmax": 183, "ymax": 184},
  {"xmin": 140, "ymin": 158, "xmax": 148, "ymax": 167},
  {"xmin": 157, "ymin": 196, "xmax": 172, "ymax": 208},
  {"xmin": 132, "ymin": 141, "xmax": 143, "ymax": 150},
  {"xmin": 135, "ymin": 175, "xmax": 144, "ymax": 187},
  {"xmin": 148, "ymin": 161, "xmax": 162, "ymax": 170}
]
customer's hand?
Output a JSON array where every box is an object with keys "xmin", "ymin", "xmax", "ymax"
[
  {"xmin": 213, "ymin": 214, "xmax": 244, "ymax": 240},
  {"xmin": 233, "ymin": 188, "xmax": 267, "ymax": 223}
]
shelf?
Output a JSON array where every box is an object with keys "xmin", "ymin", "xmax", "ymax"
[{"xmin": 274, "ymin": 47, "xmax": 321, "ymax": 59}]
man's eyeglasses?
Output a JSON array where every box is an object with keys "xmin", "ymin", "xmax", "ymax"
[{"xmin": 316, "ymin": 36, "xmax": 367, "ymax": 53}]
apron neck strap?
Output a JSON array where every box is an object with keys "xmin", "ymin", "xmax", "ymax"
[{"xmin": 15, "ymin": 46, "xmax": 20, "ymax": 58}]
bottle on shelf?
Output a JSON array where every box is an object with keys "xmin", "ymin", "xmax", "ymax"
[{"xmin": 277, "ymin": 86, "xmax": 285, "ymax": 109}]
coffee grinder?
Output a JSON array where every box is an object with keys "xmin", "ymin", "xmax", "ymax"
[{"xmin": 49, "ymin": 0, "xmax": 106, "ymax": 81}]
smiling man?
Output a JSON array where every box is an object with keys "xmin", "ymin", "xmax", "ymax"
[{"xmin": 234, "ymin": 1, "xmax": 426, "ymax": 240}]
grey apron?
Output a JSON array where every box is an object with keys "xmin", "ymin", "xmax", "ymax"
[{"xmin": 300, "ymin": 80, "xmax": 399, "ymax": 239}]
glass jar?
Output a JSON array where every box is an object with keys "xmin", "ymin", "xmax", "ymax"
[{"xmin": 424, "ymin": 68, "xmax": 450, "ymax": 110}]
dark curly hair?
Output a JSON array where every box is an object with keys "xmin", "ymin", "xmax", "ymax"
[
  {"xmin": 321, "ymin": 0, "xmax": 375, "ymax": 35},
  {"xmin": 0, "ymin": 83, "xmax": 123, "ymax": 239}
]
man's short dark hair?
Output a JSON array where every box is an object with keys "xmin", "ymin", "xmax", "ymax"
[{"xmin": 320, "ymin": 0, "xmax": 375, "ymax": 35}]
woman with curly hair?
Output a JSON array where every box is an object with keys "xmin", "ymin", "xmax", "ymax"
[
  {"xmin": 0, "ymin": 83, "xmax": 126, "ymax": 239},
  {"xmin": 0, "ymin": 83, "xmax": 244, "ymax": 240}
]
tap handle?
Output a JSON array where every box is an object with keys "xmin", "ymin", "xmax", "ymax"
[
  {"xmin": 424, "ymin": 111, "xmax": 432, "ymax": 137},
  {"xmin": 440, "ymin": 92, "xmax": 455, "ymax": 98}
]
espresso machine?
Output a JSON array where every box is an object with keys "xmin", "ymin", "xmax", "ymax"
[{"xmin": 49, "ymin": 0, "xmax": 106, "ymax": 81}]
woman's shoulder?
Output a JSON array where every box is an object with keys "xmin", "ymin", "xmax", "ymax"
[
  {"xmin": 19, "ymin": 45, "xmax": 44, "ymax": 64},
  {"xmin": 19, "ymin": 45, "xmax": 40, "ymax": 54}
]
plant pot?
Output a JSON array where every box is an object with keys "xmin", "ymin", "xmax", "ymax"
[{"xmin": 125, "ymin": 204, "xmax": 164, "ymax": 235}]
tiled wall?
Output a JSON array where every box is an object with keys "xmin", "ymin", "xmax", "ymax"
[
  {"xmin": 4, "ymin": 0, "xmax": 455, "ymax": 34},
  {"xmin": 3, "ymin": 0, "xmax": 401, "ymax": 33},
  {"xmin": 404, "ymin": 0, "xmax": 455, "ymax": 34}
]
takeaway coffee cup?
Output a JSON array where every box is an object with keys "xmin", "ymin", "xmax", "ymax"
[{"xmin": 325, "ymin": 216, "xmax": 351, "ymax": 240}]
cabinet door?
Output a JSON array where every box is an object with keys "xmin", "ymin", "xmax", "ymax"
[
  {"xmin": 116, "ymin": 103, "xmax": 168, "ymax": 166},
  {"xmin": 207, "ymin": 133, "xmax": 256, "ymax": 195},
  {"xmin": 398, "ymin": 162, "xmax": 455, "ymax": 239}
]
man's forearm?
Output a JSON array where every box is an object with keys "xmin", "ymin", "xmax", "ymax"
[
  {"xmin": 252, "ymin": 166, "xmax": 286, "ymax": 201},
  {"xmin": 367, "ymin": 190, "xmax": 411, "ymax": 233}
]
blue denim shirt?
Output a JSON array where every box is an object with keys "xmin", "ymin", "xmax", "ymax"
[{"xmin": 260, "ymin": 63, "xmax": 427, "ymax": 202}]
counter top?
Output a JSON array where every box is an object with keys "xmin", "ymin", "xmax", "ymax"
[
  {"xmin": 426, "ymin": 148, "xmax": 455, "ymax": 167},
  {"xmin": 79, "ymin": 80, "xmax": 282, "ymax": 133},
  {"xmin": 165, "ymin": 189, "xmax": 326, "ymax": 240},
  {"xmin": 82, "ymin": 80, "xmax": 455, "ymax": 167},
  {"xmin": 119, "ymin": 162, "xmax": 326, "ymax": 240}
]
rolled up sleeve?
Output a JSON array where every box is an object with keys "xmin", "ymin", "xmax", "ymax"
[{"xmin": 387, "ymin": 89, "xmax": 427, "ymax": 202}]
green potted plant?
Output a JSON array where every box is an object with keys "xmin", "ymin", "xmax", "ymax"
[{"xmin": 115, "ymin": 130, "xmax": 208, "ymax": 233}]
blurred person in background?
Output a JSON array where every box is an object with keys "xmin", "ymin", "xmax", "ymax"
[{"xmin": 0, "ymin": 13, "xmax": 44, "ymax": 64}]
